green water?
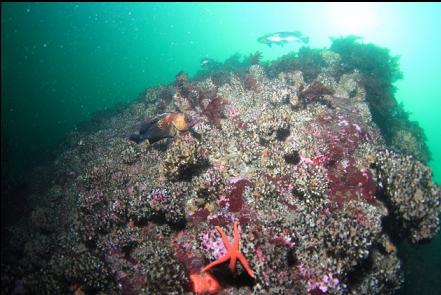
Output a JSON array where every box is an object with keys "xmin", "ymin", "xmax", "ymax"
[{"xmin": 1, "ymin": 3, "xmax": 440, "ymax": 294}]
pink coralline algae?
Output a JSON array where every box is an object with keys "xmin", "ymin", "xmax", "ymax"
[
  {"xmin": 199, "ymin": 227, "xmax": 227, "ymax": 260},
  {"xmin": 297, "ymin": 263, "xmax": 341, "ymax": 293}
]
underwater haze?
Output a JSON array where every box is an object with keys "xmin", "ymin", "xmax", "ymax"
[{"xmin": 1, "ymin": 2, "xmax": 440, "ymax": 295}]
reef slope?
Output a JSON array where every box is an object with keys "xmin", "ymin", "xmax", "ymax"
[{"xmin": 2, "ymin": 39, "xmax": 440, "ymax": 295}]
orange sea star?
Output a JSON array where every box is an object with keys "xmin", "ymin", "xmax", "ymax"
[{"xmin": 202, "ymin": 221, "xmax": 255, "ymax": 278}]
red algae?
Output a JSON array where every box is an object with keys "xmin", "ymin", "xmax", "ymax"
[
  {"xmin": 328, "ymin": 163, "xmax": 377, "ymax": 207},
  {"xmin": 227, "ymin": 178, "xmax": 251, "ymax": 212}
]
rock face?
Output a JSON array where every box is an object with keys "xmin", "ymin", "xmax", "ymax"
[{"xmin": 2, "ymin": 43, "xmax": 440, "ymax": 294}]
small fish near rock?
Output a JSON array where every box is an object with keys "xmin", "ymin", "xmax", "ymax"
[
  {"xmin": 129, "ymin": 112, "xmax": 193, "ymax": 144},
  {"xmin": 257, "ymin": 31, "xmax": 309, "ymax": 47}
]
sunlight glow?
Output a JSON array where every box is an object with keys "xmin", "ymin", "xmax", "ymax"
[{"xmin": 327, "ymin": 2, "xmax": 378, "ymax": 35}]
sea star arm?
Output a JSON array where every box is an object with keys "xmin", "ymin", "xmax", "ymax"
[
  {"xmin": 215, "ymin": 226, "xmax": 232, "ymax": 251},
  {"xmin": 229, "ymin": 222, "xmax": 240, "ymax": 272},
  {"xmin": 202, "ymin": 226, "xmax": 233, "ymax": 273},
  {"xmin": 202, "ymin": 254, "xmax": 230, "ymax": 272},
  {"xmin": 237, "ymin": 252, "xmax": 255, "ymax": 278}
]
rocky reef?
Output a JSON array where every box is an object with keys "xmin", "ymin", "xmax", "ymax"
[{"xmin": 2, "ymin": 37, "xmax": 440, "ymax": 295}]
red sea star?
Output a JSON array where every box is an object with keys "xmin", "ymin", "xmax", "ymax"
[{"xmin": 202, "ymin": 221, "xmax": 255, "ymax": 278}]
